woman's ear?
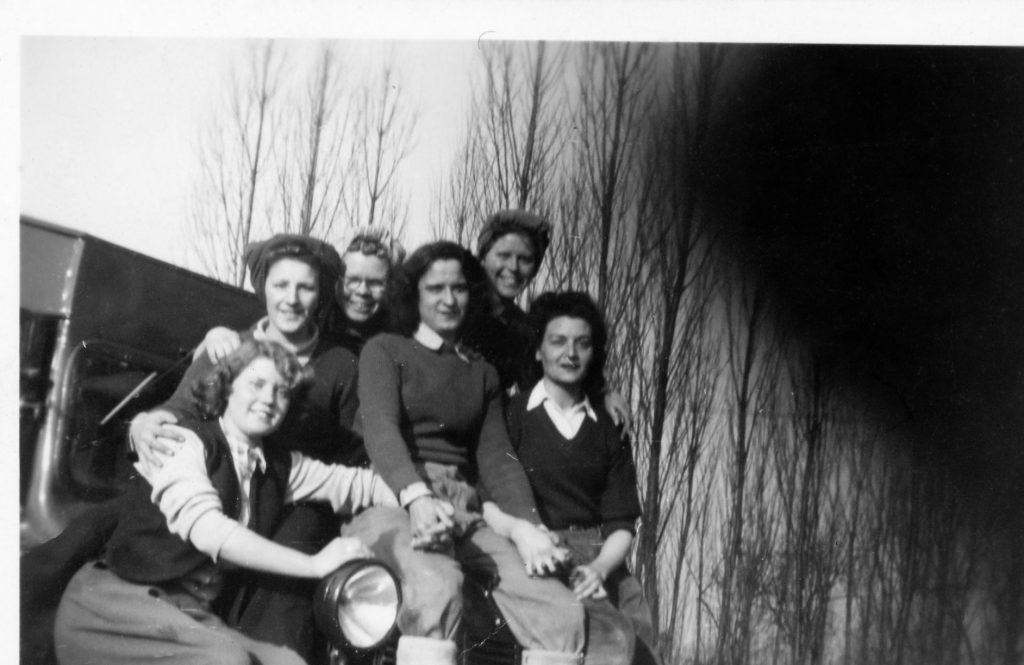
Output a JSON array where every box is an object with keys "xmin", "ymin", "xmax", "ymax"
[{"xmin": 535, "ymin": 348, "xmax": 542, "ymax": 362}]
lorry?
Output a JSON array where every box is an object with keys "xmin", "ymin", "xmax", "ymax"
[{"xmin": 19, "ymin": 216, "xmax": 518, "ymax": 665}]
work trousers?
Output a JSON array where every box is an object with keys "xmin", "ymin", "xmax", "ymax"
[
  {"xmin": 343, "ymin": 505, "xmax": 585, "ymax": 654},
  {"xmin": 53, "ymin": 560, "xmax": 306, "ymax": 665},
  {"xmin": 229, "ymin": 502, "xmax": 338, "ymax": 662},
  {"xmin": 557, "ymin": 528, "xmax": 663, "ymax": 665}
]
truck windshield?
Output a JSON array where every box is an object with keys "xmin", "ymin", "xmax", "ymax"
[{"xmin": 63, "ymin": 341, "xmax": 188, "ymax": 501}]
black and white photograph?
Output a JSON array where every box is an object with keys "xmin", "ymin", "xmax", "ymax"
[{"xmin": 11, "ymin": 5, "xmax": 1024, "ymax": 665}]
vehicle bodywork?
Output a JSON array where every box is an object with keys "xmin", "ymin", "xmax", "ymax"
[
  {"xmin": 20, "ymin": 216, "xmax": 262, "ymax": 550},
  {"xmin": 20, "ymin": 217, "xmax": 519, "ymax": 665}
]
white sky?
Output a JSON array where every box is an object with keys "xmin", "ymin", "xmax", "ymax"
[
  {"xmin": 13, "ymin": 4, "xmax": 1024, "ymax": 268},
  {"xmin": 21, "ymin": 37, "xmax": 481, "ymax": 265}
]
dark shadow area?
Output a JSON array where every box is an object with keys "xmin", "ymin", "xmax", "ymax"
[{"xmin": 704, "ymin": 44, "xmax": 1024, "ymax": 518}]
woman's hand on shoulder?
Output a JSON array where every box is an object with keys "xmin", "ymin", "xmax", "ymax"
[
  {"xmin": 310, "ymin": 537, "xmax": 374, "ymax": 578},
  {"xmin": 202, "ymin": 327, "xmax": 242, "ymax": 363},
  {"xmin": 509, "ymin": 521, "xmax": 570, "ymax": 577},
  {"xmin": 130, "ymin": 409, "xmax": 184, "ymax": 469},
  {"xmin": 604, "ymin": 389, "xmax": 632, "ymax": 432}
]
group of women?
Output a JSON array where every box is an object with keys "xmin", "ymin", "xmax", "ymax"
[{"xmin": 52, "ymin": 212, "xmax": 660, "ymax": 665}]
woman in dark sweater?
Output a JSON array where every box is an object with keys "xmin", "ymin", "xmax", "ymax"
[
  {"xmin": 54, "ymin": 339, "xmax": 395, "ymax": 665},
  {"xmin": 344, "ymin": 241, "xmax": 586, "ymax": 665},
  {"xmin": 473, "ymin": 210, "xmax": 630, "ymax": 429},
  {"xmin": 128, "ymin": 234, "xmax": 364, "ymax": 658},
  {"xmin": 507, "ymin": 291, "xmax": 662, "ymax": 665}
]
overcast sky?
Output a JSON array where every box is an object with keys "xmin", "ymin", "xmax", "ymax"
[
  {"xmin": 14, "ymin": 4, "xmax": 1024, "ymax": 269},
  {"xmin": 21, "ymin": 38, "xmax": 479, "ymax": 265}
]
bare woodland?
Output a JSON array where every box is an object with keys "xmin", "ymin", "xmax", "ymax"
[{"xmin": 187, "ymin": 41, "xmax": 1023, "ymax": 665}]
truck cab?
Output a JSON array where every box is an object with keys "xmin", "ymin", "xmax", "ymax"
[
  {"xmin": 20, "ymin": 216, "xmax": 519, "ymax": 665},
  {"xmin": 20, "ymin": 216, "xmax": 263, "ymax": 551}
]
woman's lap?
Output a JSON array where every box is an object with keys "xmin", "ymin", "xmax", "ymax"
[
  {"xmin": 54, "ymin": 561, "xmax": 305, "ymax": 665},
  {"xmin": 343, "ymin": 507, "xmax": 585, "ymax": 652}
]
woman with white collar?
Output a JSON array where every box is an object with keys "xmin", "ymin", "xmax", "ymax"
[
  {"xmin": 506, "ymin": 291, "xmax": 661, "ymax": 665},
  {"xmin": 345, "ymin": 241, "xmax": 586, "ymax": 665}
]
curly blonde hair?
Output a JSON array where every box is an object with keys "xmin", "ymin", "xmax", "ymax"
[{"xmin": 191, "ymin": 339, "xmax": 312, "ymax": 420}]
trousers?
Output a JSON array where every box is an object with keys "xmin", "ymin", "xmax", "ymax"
[
  {"xmin": 53, "ymin": 560, "xmax": 306, "ymax": 665},
  {"xmin": 343, "ymin": 506, "xmax": 585, "ymax": 654},
  {"xmin": 556, "ymin": 528, "xmax": 663, "ymax": 665}
]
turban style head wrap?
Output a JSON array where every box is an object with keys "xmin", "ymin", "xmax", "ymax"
[
  {"xmin": 476, "ymin": 209, "xmax": 552, "ymax": 272},
  {"xmin": 244, "ymin": 233, "xmax": 344, "ymax": 328}
]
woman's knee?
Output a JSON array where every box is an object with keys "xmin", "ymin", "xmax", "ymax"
[
  {"xmin": 584, "ymin": 603, "xmax": 635, "ymax": 665},
  {"xmin": 402, "ymin": 554, "xmax": 463, "ymax": 609}
]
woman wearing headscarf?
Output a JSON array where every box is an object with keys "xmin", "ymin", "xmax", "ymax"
[
  {"xmin": 54, "ymin": 339, "xmax": 396, "ymax": 665},
  {"xmin": 201, "ymin": 227, "xmax": 405, "ymax": 360},
  {"xmin": 473, "ymin": 210, "xmax": 630, "ymax": 427},
  {"xmin": 128, "ymin": 233, "xmax": 363, "ymax": 659},
  {"xmin": 344, "ymin": 241, "xmax": 589, "ymax": 665}
]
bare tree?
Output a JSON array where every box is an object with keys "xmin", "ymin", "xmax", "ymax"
[
  {"xmin": 350, "ymin": 64, "xmax": 418, "ymax": 235},
  {"xmin": 189, "ymin": 41, "xmax": 281, "ymax": 287},
  {"xmin": 272, "ymin": 45, "xmax": 352, "ymax": 240},
  {"xmin": 629, "ymin": 43, "xmax": 723, "ymax": 631},
  {"xmin": 572, "ymin": 43, "xmax": 654, "ymax": 309},
  {"xmin": 714, "ymin": 267, "xmax": 781, "ymax": 665},
  {"xmin": 189, "ymin": 42, "xmax": 420, "ymax": 281},
  {"xmin": 432, "ymin": 41, "xmax": 565, "ymax": 254}
]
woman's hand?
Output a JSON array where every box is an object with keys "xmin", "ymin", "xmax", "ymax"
[
  {"xmin": 310, "ymin": 537, "xmax": 374, "ymax": 578},
  {"xmin": 407, "ymin": 495, "xmax": 455, "ymax": 549},
  {"xmin": 509, "ymin": 521, "xmax": 570, "ymax": 577},
  {"xmin": 604, "ymin": 389, "xmax": 632, "ymax": 432},
  {"xmin": 129, "ymin": 409, "xmax": 184, "ymax": 469},
  {"xmin": 201, "ymin": 327, "xmax": 242, "ymax": 363},
  {"xmin": 570, "ymin": 564, "xmax": 609, "ymax": 600}
]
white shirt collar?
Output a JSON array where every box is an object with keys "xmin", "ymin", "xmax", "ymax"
[
  {"xmin": 219, "ymin": 418, "xmax": 267, "ymax": 475},
  {"xmin": 526, "ymin": 379, "xmax": 598, "ymax": 422},
  {"xmin": 413, "ymin": 323, "xmax": 471, "ymax": 362},
  {"xmin": 413, "ymin": 322, "xmax": 446, "ymax": 350}
]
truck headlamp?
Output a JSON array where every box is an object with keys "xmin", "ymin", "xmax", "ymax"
[{"xmin": 313, "ymin": 558, "xmax": 401, "ymax": 651}]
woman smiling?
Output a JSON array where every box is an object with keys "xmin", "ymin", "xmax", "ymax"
[
  {"xmin": 345, "ymin": 241, "xmax": 585, "ymax": 665},
  {"xmin": 128, "ymin": 234, "xmax": 364, "ymax": 659},
  {"xmin": 54, "ymin": 339, "xmax": 395, "ymax": 665}
]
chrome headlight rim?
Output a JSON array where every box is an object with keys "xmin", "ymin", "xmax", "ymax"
[{"xmin": 313, "ymin": 557, "xmax": 402, "ymax": 653}]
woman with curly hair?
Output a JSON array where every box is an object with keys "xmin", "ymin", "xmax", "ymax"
[
  {"xmin": 344, "ymin": 241, "xmax": 587, "ymax": 665},
  {"xmin": 127, "ymin": 233, "xmax": 369, "ymax": 658},
  {"xmin": 53, "ymin": 339, "xmax": 396, "ymax": 665}
]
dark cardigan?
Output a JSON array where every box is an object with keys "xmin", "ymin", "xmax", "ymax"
[
  {"xmin": 105, "ymin": 416, "xmax": 292, "ymax": 586},
  {"xmin": 504, "ymin": 391, "xmax": 641, "ymax": 539}
]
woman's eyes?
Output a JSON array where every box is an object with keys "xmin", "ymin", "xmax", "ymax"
[
  {"xmin": 269, "ymin": 281, "xmax": 316, "ymax": 291},
  {"xmin": 248, "ymin": 379, "xmax": 290, "ymax": 398}
]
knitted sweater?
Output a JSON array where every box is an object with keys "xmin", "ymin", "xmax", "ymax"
[
  {"xmin": 505, "ymin": 391, "xmax": 641, "ymax": 538},
  {"xmin": 357, "ymin": 332, "xmax": 540, "ymax": 523}
]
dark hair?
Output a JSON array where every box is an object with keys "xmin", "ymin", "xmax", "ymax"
[
  {"xmin": 388, "ymin": 241, "xmax": 494, "ymax": 338},
  {"xmin": 244, "ymin": 234, "xmax": 344, "ymax": 330},
  {"xmin": 191, "ymin": 339, "xmax": 311, "ymax": 421},
  {"xmin": 527, "ymin": 291, "xmax": 608, "ymax": 402},
  {"xmin": 476, "ymin": 209, "xmax": 552, "ymax": 275}
]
